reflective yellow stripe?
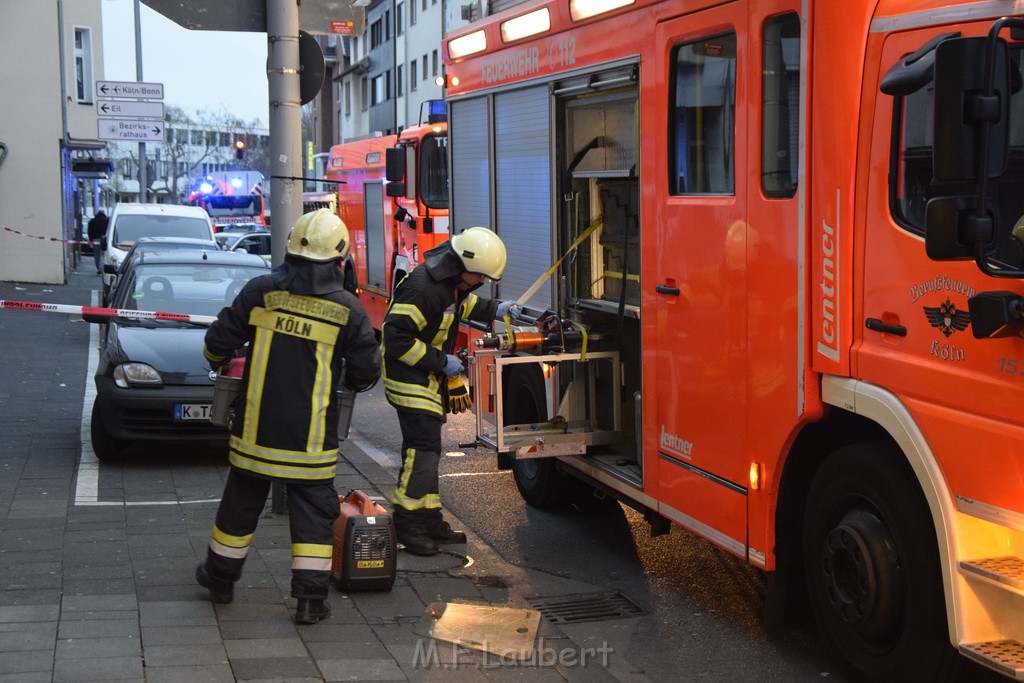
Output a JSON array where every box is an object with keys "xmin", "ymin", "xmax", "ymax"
[
  {"xmin": 460, "ymin": 294, "xmax": 480, "ymax": 318},
  {"xmin": 292, "ymin": 543, "xmax": 333, "ymax": 558},
  {"xmin": 292, "ymin": 557, "xmax": 332, "ymax": 571},
  {"xmin": 212, "ymin": 525, "xmax": 253, "ymax": 548},
  {"xmin": 250, "ymin": 307, "xmax": 340, "ymax": 344},
  {"xmin": 431, "ymin": 312, "xmax": 453, "ymax": 348},
  {"xmin": 203, "ymin": 345, "xmax": 227, "ymax": 364},
  {"xmin": 209, "ymin": 538, "xmax": 250, "ymax": 559},
  {"xmin": 391, "ymin": 490, "xmax": 442, "ymax": 510},
  {"xmin": 382, "ymin": 374, "xmax": 440, "ymax": 400},
  {"xmin": 389, "ymin": 303, "xmax": 427, "ymax": 330},
  {"xmin": 229, "ymin": 436, "xmax": 338, "ymax": 464},
  {"xmin": 306, "ymin": 342, "xmax": 334, "ymax": 452},
  {"xmin": 398, "ymin": 338, "xmax": 429, "ymax": 366},
  {"xmin": 229, "ymin": 451, "xmax": 337, "ymax": 480},
  {"xmin": 243, "ymin": 326, "xmax": 273, "ymax": 444}
]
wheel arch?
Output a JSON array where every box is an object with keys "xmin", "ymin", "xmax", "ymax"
[{"xmin": 775, "ymin": 375, "xmax": 959, "ymax": 646}]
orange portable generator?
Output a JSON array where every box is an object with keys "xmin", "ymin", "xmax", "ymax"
[{"xmin": 331, "ymin": 489, "xmax": 397, "ymax": 591}]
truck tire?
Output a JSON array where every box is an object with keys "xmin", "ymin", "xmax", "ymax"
[
  {"xmin": 90, "ymin": 401, "xmax": 128, "ymax": 461},
  {"xmin": 504, "ymin": 364, "xmax": 564, "ymax": 508},
  {"xmin": 802, "ymin": 442, "xmax": 959, "ymax": 680}
]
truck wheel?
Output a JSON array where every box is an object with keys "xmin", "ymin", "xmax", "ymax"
[
  {"xmin": 802, "ymin": 442, "xmax": 957, "ymax": 680},
  {"xmin": 504, "ymin": 364, "xmax": 564, "ymax": 508},
  {"xmin": 90, "ymin": 401, "xmax": 128, "ymax": 461}
]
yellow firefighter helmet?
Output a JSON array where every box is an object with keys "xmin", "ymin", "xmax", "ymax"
[
  {"xmin": 286, "ymin": 209, "xmax": 350, "ymax": 261},
  {"xmin": 450, "ymin": 227, "xmax": 507, "ymax": 280}
]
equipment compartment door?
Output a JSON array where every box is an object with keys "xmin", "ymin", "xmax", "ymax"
[{"xmin": 645, "ymin": 5, "xmax": 749, "ymax": 556}]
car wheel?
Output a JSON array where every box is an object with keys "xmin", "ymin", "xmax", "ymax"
[
  {"xmin": 802, "ymin": 442, "xmax": 959, "ymax": 680},
  {"xmin": 90, "ymin": 401, "xmax": 128, "ymax": 461}
]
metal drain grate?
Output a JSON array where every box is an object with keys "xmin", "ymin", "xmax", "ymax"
[{"xmin": 526, "ymin": 590, "xmax": 644, "ymax": 625}]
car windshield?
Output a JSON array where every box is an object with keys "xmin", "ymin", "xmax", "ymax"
[
  {"xmin": 112, "ymin": 215, "xmax": 212, "ymax": 247},
  {"xmin": 115, "ymin": 262, "xmax": 266, "ymax": 318}
]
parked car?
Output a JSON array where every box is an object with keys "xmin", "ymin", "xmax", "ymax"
[
  {"xmin": 215, "ymin": 231, "xmax": 272, "ymax": 259},
  {"xmin": 86, "ymin": 249, "xmax": 271, "ymax": 460},
  {"xmin": 103, "ymin": 236, "xmax": 222, "ymax": 304},
  {"xmin": 100, "ymin": 203, "xmax": 217, "ymax": 302}
]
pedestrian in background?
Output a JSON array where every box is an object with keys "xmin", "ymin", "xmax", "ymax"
[
  {"xmin": 196, "ymin": 209, "xmax": 381, "ymax": 625},
  {"xmin": 87, "ymin": 210, "xmax": 107, "ymax": 274},
  {"xmin": 381, "ymin": 226, "xmax": 522, "ymax": 556}
]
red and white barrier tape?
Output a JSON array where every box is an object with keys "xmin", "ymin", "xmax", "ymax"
[
  {"xmin": 3, "ymin": 226, "xmax": 99, "ymax": 246},
  {"xmin": 0, "ymin": 299, "xmax": 216, "ymax": 325}
]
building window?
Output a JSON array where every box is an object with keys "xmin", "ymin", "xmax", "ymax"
[
  {"xmin": 371, "ymin": 18, "xmax": 382, "ymax": 49},
  {"xmin": 397, "ymin": 65, "xmax": 404, "ymax": 97},
  {"xmin": 385, "ymin": 10, "xmax": 391, "ymax": 40},
  {"xmin": 344, "ymin": 81, "xmax": 352, "ymax": 115},
  {"xmin": 371, "ymin": 75, "xmax": 384, "ymax": 105},
  {"xmin": 410, "ymin": 60, "xmax": 418, "ymax": 90},
  {"xmin": 191, "ymin": 130, "xmax": 204, "ymax": 145},
  {"xmin": 361, "ymin": 77, "xmax": 369, "ymax": 111},
  {"xmin": 386, "ymin": 70, "xmax": 392, "ymax": 100},
  {"xmin": 73, "ymin": 27, "xmax": 93, "ymax": 103},
  {"xmin": 396, "ymin": 3, "xmax": 404, "ymax": 36},
  {"xmin": 422, "ymin": 0, "xmax": 427, "ymax": 12},
  {"xmin": 432, "ymin": 50, "xmax": 438, "ymax": 76},
  {"xmin": 410, "ymin": 0, "xmax": 417, "ymax": 25},
  {"xmin": 422, "ymin": 55, "xmax": 428, "ymax": 80},
  {"xmin": 166, "ymin": 128, "xmax": 175, "ymax": 144}
]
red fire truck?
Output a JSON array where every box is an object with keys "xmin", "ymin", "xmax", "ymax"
[
  {"xmin": 189, "ymin": 170, "xmax": 267, "ymax": 232},
  {"xmin": 324, "ymin": 101, "xmax": 450, "ymax": 329},
  {"xmin": 442, "ymin": 0, "xmax": 1024, "ymax": 678}
]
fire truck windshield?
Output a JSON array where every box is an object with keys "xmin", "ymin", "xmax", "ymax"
[
  {"xmin": 420, "ymin": 133, "xmax": 449, "ymax": 210},
  {"xmin": 205, "ymin": 195, "xmax": 260, "ymax": 217}
]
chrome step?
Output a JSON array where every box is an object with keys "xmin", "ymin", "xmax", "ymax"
[
  {"xmin": 960, "ymin": 556, "xmax": 1024, "ymax": 591},
  {"xmin": 960, "ymin": 640, "xmax": 1024, "ymax": 679}
]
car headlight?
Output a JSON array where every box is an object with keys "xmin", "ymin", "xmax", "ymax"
[{"xmin": 113, "ymin": 363, "xmax": 163, "ymax": 388}]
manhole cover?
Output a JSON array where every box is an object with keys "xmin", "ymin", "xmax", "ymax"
[{"xmin": 526, "ymin": 590, "xmax": 644, "ymax": 624}]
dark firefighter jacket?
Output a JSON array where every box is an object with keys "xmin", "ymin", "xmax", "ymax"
[
  {"xmin": 204, "ymin": 257, "xmax": 381, "ymax": 482},
  {"xmin": 381, "ymin": 243, "xmax": 498, "ymax": 418}
]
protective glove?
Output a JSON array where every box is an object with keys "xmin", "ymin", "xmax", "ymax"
[
  {"xmin": 495, "ymin": 300, "xmax": 522, "ymax": 320},
  {"xmin": 447, "ymin": 375, "xmax": 473, "ymax": 414},
  {"xmin": 442, "ymin": 353, "xmax": 465, "ymax": 377}
]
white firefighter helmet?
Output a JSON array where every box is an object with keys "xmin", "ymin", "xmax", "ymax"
[
  {"xmin": 450, "ymin": 227, "xmax": 507, "ymax": 280},
  {"xmin": 286, "ymin": 209, "xmax": 350, "ymax": 261}
]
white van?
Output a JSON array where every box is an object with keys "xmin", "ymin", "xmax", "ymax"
[{"xmin": 101, "ymin": 203, "xmax": 217, "ymax": 300}]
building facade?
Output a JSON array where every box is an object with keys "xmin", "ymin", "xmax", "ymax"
[{"xmin": 0, "ymin": 2, "xmax": 107, "ymax": 284}]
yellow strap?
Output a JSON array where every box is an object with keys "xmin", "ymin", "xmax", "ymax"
[
  {"xmin": 517, "ymin": 216, "xmax": 603, "ymax": 307},
  {"xmin": 570, "ymin": 322, "xmax": 589, "ymax": 361}
]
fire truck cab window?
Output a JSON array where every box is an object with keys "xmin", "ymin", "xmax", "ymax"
[
  {"xmin": 669, "ymin": 32, "xmax": 736, "ymax": 195},
  {"xmin": 419, "ymin": 133, "xmax": 449, "ymax": 210},
  {"xmin": 894, "ymin": 44, "xmax": 1024, "ymax": 267},
  {"xmin": 762, "ymin": 13, "xmax": 800, "ymax": 199}
]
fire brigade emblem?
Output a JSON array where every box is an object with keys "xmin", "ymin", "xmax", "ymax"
[{"xmin": 923, "ymin": 298, "xmax": 971, "ymax": 337}]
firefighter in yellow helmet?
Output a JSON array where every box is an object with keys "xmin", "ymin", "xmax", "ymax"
[
  {"xmin": 197, "ymin": 209, "xmax": 381, "ymax": 624},
  {"xmin": 382, "ymin": 226, "xmax": 522, "ymax": 555}
]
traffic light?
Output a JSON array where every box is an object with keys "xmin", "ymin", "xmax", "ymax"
[{"xmin": 234, "ymin": 139, "xmax": 246, "ymax": 160}]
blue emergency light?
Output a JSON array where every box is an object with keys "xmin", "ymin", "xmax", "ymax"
[
  {"xmin": 425, "ymin": 99, "xmax": 447, "ymax": 124},
  {"xmin": 230, "ymin": 177, "xmax": 244, "ymax": 189},
  {"xmin": 199, "ymin": 182, "xmax": 213, "ymax": 194}
]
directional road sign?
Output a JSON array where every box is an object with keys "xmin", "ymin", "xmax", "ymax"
[
  {"xmin": 95, "ymin": 80, "xmax": 164, "ymax": 100},
  {"xmin": 97, "ymin": 119, "xmax": 165, "ymax": 142},
  {"xmin": 97, "ymin": 99, "xmax": 165, "ymax": 119}
]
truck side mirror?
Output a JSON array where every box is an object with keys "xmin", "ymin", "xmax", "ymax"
[
  {"xmin": 932, "ymin": 36, "xmax": 1010, "ymax": 183},
  {"xmin": 386, "ymin": 147, "xmax": 406, "ymax": 182},
  {"xmin": 386, "ymin": 181, "xmax": 406, "ymax": 197}
]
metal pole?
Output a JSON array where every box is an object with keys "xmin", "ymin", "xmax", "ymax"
[
  {"xmin": 134, "ymin": 0, "xmax": 147, "ymax": 203},
  {"xmin": 267, "ymin": 0, "xmax": 302, "ymax": 267},
  {"xmin": 266, "ymin": 0, "xmax": 302, "ymax": 514}
]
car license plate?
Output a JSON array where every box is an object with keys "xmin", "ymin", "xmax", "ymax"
[{"xmin": 175, "ymin": 404, "xmax": 212, "ymax": 421}]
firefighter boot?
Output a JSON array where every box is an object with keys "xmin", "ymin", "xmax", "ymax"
[
  {"xmin": 295, "ymin": 598, "xmax": 332, "ymax": 625},
  {"xmin": 396, "ymin": 523, "xmax": 439, "ymax": 556},
  {"xmin": 428, "ymin": 520, "xmax": 467, "ymax": 544},
  {"xmin": 195, "ymin": 564, "xmax": 233, "ymax": 604}
]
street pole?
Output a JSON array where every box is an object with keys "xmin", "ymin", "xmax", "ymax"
[
  {"xmin": 134, "ymin": 0, "xmax": 147, "ymax": 203},
  {"xmin": 267, "ymin": 0, "xmax": 302, "ymax": 268},
  {"xmin": 266, "ymin": 0, "xmax": 302, "ymax": 513}
]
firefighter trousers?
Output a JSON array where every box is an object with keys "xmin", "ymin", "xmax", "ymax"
[
  {"xmin": 204, "ymin": 467, "xmax": 340, "ymax": 599},
  {"xmin": 391, "ymin": 409, "xmax": 444, "ymax": 531}
]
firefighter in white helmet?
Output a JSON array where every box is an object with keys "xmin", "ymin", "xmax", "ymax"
[
  {"xmin": 197, "ymin": 209, "xmax": 381, "ymax": 624},
  {"xmin": 382, "ymin": 226, "xmax": 522, "ymax": 555}
]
